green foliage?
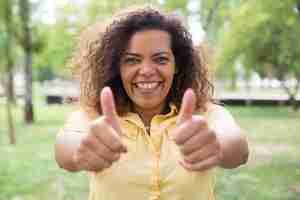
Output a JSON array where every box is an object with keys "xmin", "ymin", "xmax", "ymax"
[
  {"xmin": 33, "ymin": 23, "xmax": 76, "ymax": 78},
  {"xmin": 33, "ymin": 0, "xmax": 161, "ymax": 78},
  {"xmin": 217, "ymin": 0, "xmax": 300, "ymax": 78},
  {"xmin": 161, "ymin": 0, "xmax": 189, "ymax": 15},
  {"xmin": 86, "ymin": 0, "xmax": 159, "ymax": 22},
  {"xmin": 0, "ymin": 0, "xmax": 44, "ymax": 76}
]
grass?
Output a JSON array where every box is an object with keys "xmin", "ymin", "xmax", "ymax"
[
  {"xmin": 0, "ymin": 103, "xmax": 300, "ymax": 200},
  {"xmin": 0, "ymin": 103, "xmax": 88, "ymax": 200},
  {"xmin": 216, "ymin": 106, "xmax": 300, "ymax": 200}
]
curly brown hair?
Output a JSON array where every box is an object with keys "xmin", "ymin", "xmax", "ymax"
[{"xmin": 71, "ymin": 6, "xmax": 214, "ymax": 117}]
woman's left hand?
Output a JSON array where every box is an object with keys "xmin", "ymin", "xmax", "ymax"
[{"xmin": 172, "ymin": 89, "xmax": 223, "ymax": 171}]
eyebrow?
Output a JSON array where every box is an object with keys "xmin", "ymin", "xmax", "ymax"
[
  {"xmin": 123, "ymin": 52, "xmax": 140, "ymax": 57},
  {"xmin": 152, "ymin": 52, "xmax": 170, "ymax": 57},
  {"xmin": 123, "ymin": 51, "xmax": 171, "ymax": 57}
]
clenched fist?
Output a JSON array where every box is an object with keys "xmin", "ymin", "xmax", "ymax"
[
  {"xmin": 172, "ymin": 89, "xmax": 223, "ymax": 171},
  {"xmin": 73, "ymin": 87, "xmax": 127, "ymax": 172}
]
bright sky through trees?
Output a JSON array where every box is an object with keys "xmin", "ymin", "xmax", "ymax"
[{"xmin": 31, "ymin": 0, "xmax": 205, "ymax": 44}]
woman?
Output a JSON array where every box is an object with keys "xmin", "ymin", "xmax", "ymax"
[{"xmin": 55, "ymin": 7, "xmax": 249, "ymax": 200}]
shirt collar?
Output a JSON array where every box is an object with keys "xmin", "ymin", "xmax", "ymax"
[{"xmin": 121, "ymin": 103, "xmax": 178, "ymax": 128}]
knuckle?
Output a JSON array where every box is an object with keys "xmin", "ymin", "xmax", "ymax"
[
  {"xmin": 78, "ymin": 141, "xmax": 88, "ymax": 153},
  {"xmin": 89, "ymin": 121, "xmax": 98, "ymax": 131},
  {"xmin": 74, "ymin": 154, "xmax": 85, "ymax": 166},
  {"xmin": 96, "ymin": 143, "xmax": 107, "ymax": 153},
  {"xmin": 81, "ymin": 135, "xmax": 93, "ymax": 147},
  {"xmin": 110, "ymin": 140, "xmax": 123, "ymax": 152},
  {"xmin": 173, "ymin": 133, "xmax": 184, "ymax": 145},
  {"xmin": 214, "ymin": 140, "xmax": 221, "ymax": 150},
  {"xmin": 209, "ymin": 131, "xmax": 217, "ymax": 140},
  {"xmin": 192, "ymin": 116, "xmax": 206, "ymax": 126},
  {"xmin": 173, "ymin": 136, "xmax": 181, "ymax": 144},
  {"xmin": 199, "ymin": 165, "xmax": 209, "ymax": 171},
  {"xmin": 182, "ymin": 147, "xmax": 192, "ymax": 156},
  {"xmin": 205, "ymin": 130, "xmax": 216, "ymax": 142},
  {"xmin": 112, "ymin": 153, "xmax": 120, "ymax": 161},
  {"xmin": 89, "ymin": 117, "xmax": 105, "ymax": 132},
  {"xmin": 184, "ymin": 156, "xmax": 196, "ymax": 164},
  {"xmin": 217, "ymin": 151, "xmax": 224, "ymax": 161},
  {"xmin": 112, "ymin": 144, "xmax": 123, "ymax": 152},
  {"xmin": 103, "ymin": 160, "xmax": 112, "ymax": 169}
]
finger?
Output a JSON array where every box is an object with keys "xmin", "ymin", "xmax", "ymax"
[
  {"xmin": 179, "ymin": 154, "xmax": 220, "ymax": 171},
  {"xmin": 87, "ymin": 154, "xmax": 111, "ymax": 172},
  {"xmin": 184, "ymin": 141, "xmax": 220, "ymax": 164},
  {"xmin": 81, "ymin": 133, "xmax": 121, "ymax": 162},
  {"xmin": 92, "ymin": 140, "xmax": 121, "ymax": 162},
  {"xmin": 180, "ymin": 128, "xmax": 215, "ymax": 155},
  {"xmin": 172, "ymin": 116, "xmax": 203, "ymax": 145},
  {"xmin": 177, "ymin": 89, "xmax": 196, "ymax": 125},
  {"xmin": 90, "ymin": 119, "xmax": 127, "ymax": 153},
  {"xmin": 100, "ymin": 87, "xmax": 122, "ymax": 134},
  {"xmin": 73, "ymin": 149, "xmax": 111, "ymax": 172},
  {"xmin": 101, "ymin": 87, "xmax": 117, "ymax": 121}
]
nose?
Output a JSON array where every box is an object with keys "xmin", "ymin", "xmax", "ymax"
[{"xmin": 138, "ymin": 61, "xmax": 156, "ymax": 76}]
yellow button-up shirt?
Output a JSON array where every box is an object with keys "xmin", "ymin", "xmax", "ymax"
[{"xmin": 85, "ymin": 104, "xmax": 228, "ymax": 200}]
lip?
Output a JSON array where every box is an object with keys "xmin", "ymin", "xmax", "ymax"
[{"xmin": 133, "ymin": 81, "xmax": 162, "ymax": 94}]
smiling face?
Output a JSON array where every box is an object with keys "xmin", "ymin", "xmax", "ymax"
[{"xmin": 120, "ymin": 29, "xmax": 175, "ymax": 119}]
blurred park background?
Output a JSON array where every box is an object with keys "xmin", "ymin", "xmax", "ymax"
[{"xmin": 1, "ymin": 0, "xmax": 300, "ymax": 199}]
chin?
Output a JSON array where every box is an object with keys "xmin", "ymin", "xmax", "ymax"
[{"xmin": 134, "ymin": 99, "xmax": 164, "ymax": 110}]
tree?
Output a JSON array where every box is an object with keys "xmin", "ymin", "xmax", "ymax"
[
  {"xmin": 1, "ymin": 0, "xmax": 16, "ymax": 104},
  {"xmin": 33, "ymin": 0, "xmax": 160, "ymax": 78},
  {"xmin": 1, "ymin": 0, "xmax": 16, "ymax": 144},
  {"xmin": 218, "ymin": 0, "xmax": 300, "ymax": 109},
  {"xmin": 19, "ymin": 0, "xmax": 34, "ymax": 123}
]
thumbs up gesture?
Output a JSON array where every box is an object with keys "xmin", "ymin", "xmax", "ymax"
[
  {"xmin": 73, "ymin": 87, "xmax": 127, "ymax": 172},
  {"xmin": 172, "ymin": 89, "xmax": 223, "ymax": 171}
]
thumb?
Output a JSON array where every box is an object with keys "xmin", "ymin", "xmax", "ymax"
[
  {"xmin": 100, "ymin": 87, "xmax": 121, "ymax": 133},
  {"xmin": 177, "ymin": 89, "xmax": 196, "ymax": 125}
]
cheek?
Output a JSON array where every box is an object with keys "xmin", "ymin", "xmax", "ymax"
[{"xmin": 120, "ymin": 69, "xmax": 133, "ymax": 90}]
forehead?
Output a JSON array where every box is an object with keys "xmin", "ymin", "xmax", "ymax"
[{"xmin": 125, "ymin": 29, "xmax": 172, "ymax": 53}]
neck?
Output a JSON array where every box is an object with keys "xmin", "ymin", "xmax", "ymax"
[{"xmin": 133, "ymin": 103, "xmax": 167, "ymax": 127}]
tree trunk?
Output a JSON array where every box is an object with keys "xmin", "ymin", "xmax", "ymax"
[
  {"xmin": 4, "ymin": 0, "xmax": 16, "ymax": 144},
  {"xmin": 7, "ymin": 70, "xmax": 15, "ymax": 103},
  {"xmin": 287, "ymin": 95, "xmax": 299, "ymax": 111},
  {"xmin": 6, "ymin": 97, "xmax": 16, "ymax": 145},
  {"xmin": 4, "ymin": 0, "xmax": 16, "ymax": 104},
  {"xmin": 290, "ymin": 78, "xmax": 300, "ymax": 111},
  {"xmin": 203, "ymin": 0, "xmax": 222, "ymax": 31},
  {"xmin": 279, "ymin": 76, "xmax": 300, "ymax": 111},
  {"xmin": 19, "ymin": 0, "xmax": 34, "ymax": 123},
  {"xmin": 230, "ymin": 71, "xmax": 237, "ymax": 90}
]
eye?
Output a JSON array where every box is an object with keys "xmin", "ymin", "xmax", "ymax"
[
  {"xmin": 123, "ymin": 57, "xmax": 140, "ymax": 65},
  {"xmin": 155, "ymin": 56, "xmax": 169, "ymax": 64}
]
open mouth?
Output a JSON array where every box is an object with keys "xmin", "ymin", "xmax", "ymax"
[{"xmin": 134, "ymin": 81, "xmax": 162, "ymax": 93}]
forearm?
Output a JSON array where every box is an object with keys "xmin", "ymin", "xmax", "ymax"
[
  {"xmin": 55, "ymin": 131, "xmax": 85, "ymax": 172},
  {"xmin": 218, "ymin": 128, "xmax": 249, "ymax": 169}
]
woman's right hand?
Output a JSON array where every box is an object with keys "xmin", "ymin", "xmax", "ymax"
[{"xmin": 73, "ymin": 87, "xmax": 127, "ymax": 172}]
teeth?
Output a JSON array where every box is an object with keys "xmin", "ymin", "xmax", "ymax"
[{"xmin": 136, "ymin": 82, "xmax": 159, "ymax": 89}]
